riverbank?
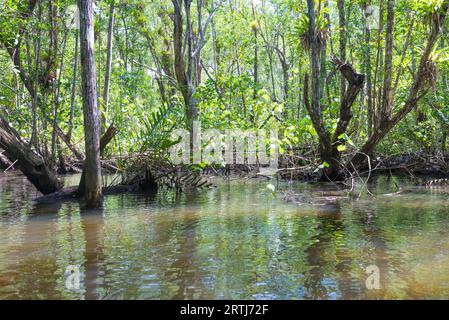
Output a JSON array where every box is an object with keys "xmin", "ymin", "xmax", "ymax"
[{"xmin": 1, "ymin": 151, "xmax": 447, "ymax": 191}]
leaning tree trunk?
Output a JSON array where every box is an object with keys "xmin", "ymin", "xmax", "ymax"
[
  {"xmin": 78, "ymin": 0, "xmax": 103, "ymax": 208},
  {"xmin": 0, "ymin": 115, "xmax": 61, "ymax": 194}
]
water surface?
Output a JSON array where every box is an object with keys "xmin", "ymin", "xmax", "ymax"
[{"xmin": 1, "ymin": 172, "xmax": 449, "ymax": 299}]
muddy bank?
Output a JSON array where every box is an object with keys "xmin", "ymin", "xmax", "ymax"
[
  {"xmin": 355, "ymin": 153, "xmax": 449, "ymax": 178},
  {"xmin": 2, "ymin": 151, "xmax": 447, "ymax": 206}
]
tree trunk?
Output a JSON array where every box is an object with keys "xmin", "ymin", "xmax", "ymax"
[
  {"xmin": 101, "ymin": 1, "xmax": 115, "ymax": 134},
  {"xmin": 381, "ymin": 0, "xmax": 395, "ymax": 121},
  {"xmin": 0, "ymin": 149, "xmax": 13, "ymax": 170},
  {"xmin": 337, "ymin": 0, "xmax": 347, "ymax": 98},
  {"xmin": 350, "ymin": 3, "xmax": 449, "ymax": 169},
  {"xmin": 30, "ymin": 0, "xmax": 42, "ymax": 147},
  {"xmin": 278, "ymin": 35, "xmax": 289, "ymax": 105},
  {"xmin": 77, "ymin": 123, "xmax": 117, "ymax": 200},
  {"xmin": 171, "ymin": 0, "xmax": 224, "ymax": 129},
  {"xmin": 172, "ymin": 0, "xmax": 193, "ymax": 127},
  {"xmin": 305, "ymin": 0, "xmax": 333, "ymax": 177},
  {"xmin": 0, "ymin": 116, "xmax": 61, "ymax": 194},
  {"xmin": 364, "ymin": 1, "xmax": 374, "ymax": 137},
  {"xmin": 68, "ymin": 30, "xmax": 79, "ymax": 141},
  {"xmin": 252, "ymin": 0, "xmax": 259, "ymax": 109},
  {"xmin": 78, "ymin": 0, "xmax": 103, "ymax": 208},
  {"xmin": 304, "ymin": 0, "xmax": 365, "ymax": 180}
]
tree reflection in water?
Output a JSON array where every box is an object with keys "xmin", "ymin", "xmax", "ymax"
[{"xmin": 2, "ymin": 174, "xmax": 449, "ymax": 299}]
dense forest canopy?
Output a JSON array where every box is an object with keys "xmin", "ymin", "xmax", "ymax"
[{"xmin": 0, "ymin": 0, "xmax": 448, "ymax": 203}]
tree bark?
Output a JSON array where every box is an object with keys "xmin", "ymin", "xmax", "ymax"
[
  {"xmin": 0, "ymin": 149, "xmax": 13, "ymax": 170},
  {"xmin": 305, "ymin": 0, "xmax": 332, "ymax": 177},
  {"xmin": 172, "ymin": 0, "xmax": 195, "ymax": 127},
  {"xmin": 78, "ymin": 0, "xmax": 103, "ymax": 208},
  {"xmin": 101, "ymin": 1, "xmax": 115, "ymax": 134},
  {"xmin": 252, "ymin": 0, "xmax": 259, "ymax": 108},
  {"xmin": 68, "ymin": 30, "xmax": 79, "ymax": 141},
  {"xmin": 337, "ymin": 0, "xmax": 347, "ymax": 98},
  {"xmin": 363, "ymin": 1, "xmax": 374, "ymax": 137},
  {"xmin": 304, "ymin": 0, "xmax": 365, "ymax": 180},
  {"xmin": 380, "ymin": 0, "xmax": 395, "ymax": 121},
  {"xmin": 0, "ymin": 115, "xmax": 61, "ymax": 194},
  {"xmin": 350, "ymin": 2, "xmax": 449, "ymax": 169},
  {"xmin": 171, "ymin": 0, "xmax": 224, "ymax": 129}
]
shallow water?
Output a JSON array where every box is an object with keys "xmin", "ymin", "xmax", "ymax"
[{"xmin": 1, "ymin": 172, "xmax": 449, "ymax": 300}]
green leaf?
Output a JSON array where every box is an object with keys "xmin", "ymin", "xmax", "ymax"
[
  {"xmin": 337, "ymin": 145, "xmax": 346, "ymax": 152},
  {"xmin": 262, "ymin": 93, "xmax": 271, "ymax": 102},
  {"xmin": 338, "ymin": 133, "xmax": 347, "ymax": 140}
]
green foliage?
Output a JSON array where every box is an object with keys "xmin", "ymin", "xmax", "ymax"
[
  {"xmin": 412, "ymin": 0, "xmax": 447, "ymax": 14},
  {"xmin": 0, "ymin": 0, "xmax": 448, "ymax": 168},
  {"xmin": 136, "ymin": 102, "xmax": 183, "ymax": 155}
]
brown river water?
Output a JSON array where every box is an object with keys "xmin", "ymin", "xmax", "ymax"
[{"xmin": 1, "ymin": 171, "xmax": 449, "ymax": 299}]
